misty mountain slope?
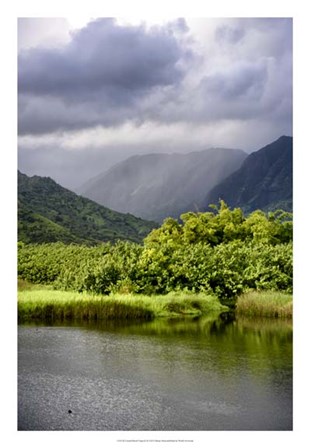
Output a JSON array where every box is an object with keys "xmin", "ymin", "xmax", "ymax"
[
  {"xmin": 203, "ymin": 136, "xmax": 292, "ymax": 213},
  {"xmin": 81, "ymin": 148, "xmax": 247, "ymax": 222},
  {"xmin": 18, "ymin": 171, "xmax": 157, "ymax": 245}
]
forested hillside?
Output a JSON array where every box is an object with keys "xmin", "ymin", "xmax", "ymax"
[{"xmin": 18, "ymin": 171, "xmax": 157, "ymax": 244}]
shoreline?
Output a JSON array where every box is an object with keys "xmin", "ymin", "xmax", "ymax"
[
  {"xmin": 17, "ymin": 288, "xmax": 292, "ymax": 323},
  {"xmin": 18, "ymin": 289, "xmax": 228, "ymax": 323}
]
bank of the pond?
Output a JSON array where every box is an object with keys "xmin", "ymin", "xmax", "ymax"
[
  {"xmin": 18, "ymin": 290, "xmax": 228, "ymax": 322},
  {"xmin": 236, "ymin": 291, "xmax": 292, "ymax": 318}
]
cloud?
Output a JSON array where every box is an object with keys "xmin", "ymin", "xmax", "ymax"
[
  {"xmin": 215, "ymin": 24, "xmax": 245, "ymax": 44},
  {"xmin": 200, "ymin": 60, "xmax": 268, "ymax": 101},
  {"xmin": 18, "ymin": 18, "xmax": 292, "ymax": 135},
  {"xmin": 141, "ymin": 19, "xmax": 292, "ymax": 127},
  {"xmin": 17, "ymin": 18, "xmax": 71, "ymax": 51},
  {"xmin": 18, "ymin": 114, "xmax": 292, "ymax": 191},
  {"xmin": 18, "ymin": 17, "xmax": 292, "ymax": 190},
  {"xmin": 18, "ymin": 18, "xmax": 192, "ymax": 134}
]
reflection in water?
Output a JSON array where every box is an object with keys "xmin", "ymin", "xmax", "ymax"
[{"xmin": 18, "ymin": 314, "xmax": 292, "ymax": 431}]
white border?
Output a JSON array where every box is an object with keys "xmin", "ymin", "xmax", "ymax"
[{"xmin": 2, "ymin": 1, "xmax": 309, "ymax": 447}]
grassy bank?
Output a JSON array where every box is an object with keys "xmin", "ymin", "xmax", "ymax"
[
  {"xmin": 236, "ymin": 291, "xmax": 292, "ymax": 318},
  {"xmin": 18, "ymin": 289, "xmax": 228, "ymax": 323}
]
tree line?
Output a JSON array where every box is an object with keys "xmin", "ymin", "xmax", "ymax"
[{"xmin": 18, "ymin": 202, "xmax": 293, "ymax": 305}]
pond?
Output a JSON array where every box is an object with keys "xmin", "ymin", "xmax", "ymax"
[{"xmin": 18, "ymin": 314, "xmax": 292, "ymax": 431}]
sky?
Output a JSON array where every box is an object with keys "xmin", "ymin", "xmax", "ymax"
[{"xmin": 18, "ymin": 17, "xmax": 292, "ymax": 190}]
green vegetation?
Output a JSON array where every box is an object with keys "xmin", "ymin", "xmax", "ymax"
[
  {"xmin": 17, "ymin": 278, "xmax": 52, "ymax": 291},
  {"xmin": 236, "ymin": 291, "xmax": 292, "ymax": 318},
  {"xmin": 18, "ymin": 171, "xmax": 157, "ymax": 245},
  {"xmin": 18, "ymin": 290, "xmax": 227, "ymax": 322},
  {"xmin": 18, "ymin": 201, "xmax": 293, "ymax": 315}
]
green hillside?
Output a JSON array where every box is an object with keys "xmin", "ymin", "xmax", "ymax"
[{"xmin": 18, "ymin": 171, "xmax": 157, "ymax": 245}]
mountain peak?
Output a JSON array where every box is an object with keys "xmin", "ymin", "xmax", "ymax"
[{"xmin": 204, "ymin": 136, "xmax": 293, "ymax": 213}]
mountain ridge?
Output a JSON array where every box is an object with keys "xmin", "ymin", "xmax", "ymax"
[
  {"xmin": 203, "ymin": 136, "xmax": 292, "ymax": 213},
  {"xmin": 80, "ymin": 147, "xmax": 248, "ymax": 222}
]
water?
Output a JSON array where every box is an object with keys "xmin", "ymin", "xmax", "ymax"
[{"xmin": 18, "ymin": 314, "xmax": 292, "ymax": 431}]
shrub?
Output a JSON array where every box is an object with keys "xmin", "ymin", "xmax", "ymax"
[{"xmin": 18, "ymin": 204, "xmax": 293, "ymax": 301}]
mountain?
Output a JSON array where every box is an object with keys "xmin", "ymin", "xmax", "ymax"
[
  {"xmin": 80, "ymin": 148, "xmax": 247, "ymax": 222},
  {"xmin": 18, "ymin": 171, "xmax": 157, "ymax": 245},
  {"xmin": 203, "ymin": 136, "xmax": 292, "ymax": 213}
]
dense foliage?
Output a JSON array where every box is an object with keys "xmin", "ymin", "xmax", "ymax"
[
  {"xmin": 18, "ymin": 171, "xmax": 157, "ymax": 244},
  {"xmin": 18, "ymin": 202, "xmax": 293, "ymax": 305}
]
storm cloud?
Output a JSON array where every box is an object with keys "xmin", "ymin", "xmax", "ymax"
[
  {"xmin": 18, "ymin": 18, "xmax": 192, "ymax": 134},
  {"xmin": 18, "ymin": 17, "xmax": 292, "ymax": 190}
]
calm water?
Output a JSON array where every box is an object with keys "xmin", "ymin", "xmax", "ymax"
[{"xmin": 18, "ymin": 314, "xmax": 292, "ymax": 431}]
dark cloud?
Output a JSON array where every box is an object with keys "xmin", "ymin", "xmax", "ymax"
[
  {"xmin": 18, "ymin": 18, "xmax": 192, "ymax": 134},
  {"xmin": 18, "ymin": 91, "xmax": 137, "ymax": 135},
  {"xmin": 18, "ymin": 18, "xmax": 292, "ymax": 189},
  {"xmin": 18, "ymin": 18, "xmax": 292, "ymax": 137}
]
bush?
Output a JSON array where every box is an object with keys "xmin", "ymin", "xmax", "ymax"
[{"xmin": 18, "ymin": 204, "xmax": 293, "ymax": 302}]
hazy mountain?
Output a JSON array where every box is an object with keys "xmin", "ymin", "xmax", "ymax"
[
  {"xmin": 18, "ymin": 171, "xmax": 157, "ymax": 245},
  {"xmin": 80, "ymin": 148, "xmax": 247, "ymax": 222},
  {"xmin": 204, "ymin": 136, "xmax": 292, "ymax": 213}
]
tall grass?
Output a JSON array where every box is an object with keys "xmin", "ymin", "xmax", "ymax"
[
  {"xmin": 18, "ymin": 290, "xmax": 228, "ymax": 323},
  {"xmin": 236, "ymin": 290, "xmax": 292, "ymax": 318},
  {"xmin": 17, "ymin": 278, "xmax": 52, "ymax": 291}
]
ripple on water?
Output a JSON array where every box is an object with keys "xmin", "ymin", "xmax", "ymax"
[
  {"xmin": 18, "ymin": 322, "xmax": 292, "ymax": 431},
  {"xmin": 18, "ymin": 371, "xmax": 174, "ymax": 431}
]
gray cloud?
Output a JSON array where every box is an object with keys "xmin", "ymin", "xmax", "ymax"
[
  {"xmin": 202, "ymin": 60, "xmax": 268, "ymax": 101},
  {"xmin": 215, "ymin": 24, "xmax": 245, "ymax": 44},
  {"xmin": 18, "ymin": 144, "xmax": 120, "ymax": 189},
  {"xmin": 18, "ymin": 18, "xmax": 292, "ymax": 190},
  {"xmin": 18, "ymin": 18, "xmax": 292, "ymax": 135},
  {"xmin": 18, "ymin": 139, "xmax": 207, "ymax": 191},
  {"xmin": 18, "ymin": 18, "xmax": 192, "ymax": 134},
  {"xmin": 142, "ymin": 19, "xmax": 292, "ymax": 126}
]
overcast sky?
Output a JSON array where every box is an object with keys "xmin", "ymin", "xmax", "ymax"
[{"xmin": 18, "ymin": 17, "xmax": 292, "ymax": 190}]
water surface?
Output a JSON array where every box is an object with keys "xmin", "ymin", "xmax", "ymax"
[{"xmin": 18, "ymin": 315, "xmax": 292, "ymax": 431}]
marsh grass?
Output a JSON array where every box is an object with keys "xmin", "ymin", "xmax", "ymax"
[
  {"xmin": 18, "ymin": 290, "xmax": 228, "ymax": 323},
  {"xmin": 236, "ymin": 290, "xmax": 292, "ymax": 318},
  {"xmin": 18, "ymin": 278, "xmax": 52, "ymax": 291}
]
